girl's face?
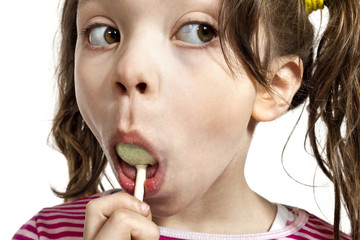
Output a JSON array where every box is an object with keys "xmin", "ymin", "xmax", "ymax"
[{"xmin": 75, "ymin": 0, "xmax": 258, "ymax": 217}]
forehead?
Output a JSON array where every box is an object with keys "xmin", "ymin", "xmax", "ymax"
[{"xmin": 77, "ymin": 0, "xmax": 219, "ymax": 14}]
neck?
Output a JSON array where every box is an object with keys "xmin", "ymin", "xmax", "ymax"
[{"xmin": 153, "ymin": 141, "xmax": 276, "ymax": 235}]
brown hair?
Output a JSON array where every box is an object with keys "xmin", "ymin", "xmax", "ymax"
[
  {"xmin": 219, "ymin": 0, "xmax": 360, "ymax": 239},
  {"xmin": 51, "ymin": 0, "xmax": 107, "ymax": 200},
  {"xmin": 52, "ymin": 0, "xmax": 359, "ymax": 238}
]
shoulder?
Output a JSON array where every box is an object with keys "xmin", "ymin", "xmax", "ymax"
[
  {"xmin": 285, "ymin": 206, "xmax": 352, "ymax": 240},
  {"xmin": 12, "ymin": 190, "xmax": 118, "ymax": 240}
]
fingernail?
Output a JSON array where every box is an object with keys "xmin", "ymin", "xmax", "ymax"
[{"xmin": 140, "ymin": 202, "xmax": 150, "ymax": 212}]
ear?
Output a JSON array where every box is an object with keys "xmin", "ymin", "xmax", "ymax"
[{"xmin": 252, "ymin": 55, "xmax": 303, "ymax": 122}]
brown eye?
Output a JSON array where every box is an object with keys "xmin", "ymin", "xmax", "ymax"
[
  {"xmin": 176, "ymin": 23, "xmax": 217, "ymax": 44},
  {"xmin": 89, "ymin": 26, "xmax": 120, "ymax": 46},
  {"xmin": 197, "ymin": 25, "xmax": 215, "ymax": 43},
  {"xmin": 104, "ymin": 27, "xmax": 120, "ymax": 44}
]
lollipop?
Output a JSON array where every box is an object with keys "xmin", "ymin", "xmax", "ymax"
[{"xmin": 115, "ymin": 143, "xmax": 157, "ymax": 201}]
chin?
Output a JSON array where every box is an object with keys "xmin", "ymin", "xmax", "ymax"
[
  {"xmin": 151, "ymin": 207, "xmax": 184, "ymax": 219},
  {"xmin": 147, "ymin": 193, "xmax": 197, "ymax": 218}
]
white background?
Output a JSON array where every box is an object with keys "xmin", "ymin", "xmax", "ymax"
[{"xmin": 0, "ymin": 1, "xmax": 349, "ymax": 239}]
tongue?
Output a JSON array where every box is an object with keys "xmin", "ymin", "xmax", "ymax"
[
  {"xmin": 120, "ymin": 160, "xmax": 158, "ymax": 180},
  {"xmin": 120, "ymin": 160, "xmax": 137, "ymax": 180},
  {"xmin": 146, "ymin": 164, "xmax": 158, "ymax": 178}
]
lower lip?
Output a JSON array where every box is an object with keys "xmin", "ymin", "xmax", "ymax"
[{"xmin": 116, "ymin": 158, "xmax": 162, "ymax": 196}]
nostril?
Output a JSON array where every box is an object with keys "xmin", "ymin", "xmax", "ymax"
[
  {"xmin": 136, "ymin": 82, "xmax": 147, "ymax": 94},
  {"xmin": 118, "ymin": 83, "xmax": 127, "ymax": 93}
]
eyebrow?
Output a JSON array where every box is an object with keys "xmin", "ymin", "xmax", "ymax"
[
  {"xmin": 77, "ymin": 0, "xmax": 219, "ymax": 19},
  {"xmin": 78, "ymin": 0, "xmax": 94, "ymax": 9}
]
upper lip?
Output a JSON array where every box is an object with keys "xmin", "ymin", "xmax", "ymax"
[{"xmin": 110, "ymin": 129, "xmax": 161, "ymax": 165}]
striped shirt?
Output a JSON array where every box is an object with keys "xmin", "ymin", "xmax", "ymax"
[{"xmin": 13, "ymin": 190, "xmax": 352, "ymax": 240}]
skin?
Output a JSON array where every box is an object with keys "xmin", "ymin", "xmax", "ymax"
[{"xmin": 74, "ymin": 0, "xmax": 302, "ymax": 238}]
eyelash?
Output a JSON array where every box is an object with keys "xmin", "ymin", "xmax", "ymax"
[{"xmin": 177, "ymin": 20, "xmax": 218, "ymax": 36}]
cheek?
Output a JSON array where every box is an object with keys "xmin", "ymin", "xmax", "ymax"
[
  {"xmin": 177, "ymin": 80, "xmax": 255, "ymax": 166},
  {"xmin": 161, "ymin": 52, "xmax": 257, "ymax": 193},
  {"xmin": 167, "ymin": 51, "xmax": 256, "ymax": 157},
  {"xmin": 173, "ymin": 46, "xmax": 256, "ymax": 137},
  {"xmin": 74, "ymin": 49, "xmax": 113, "ymax": 142},
  {"xmin": 151, "ymin": 69, "xmax": 256, "ymax": 216}
]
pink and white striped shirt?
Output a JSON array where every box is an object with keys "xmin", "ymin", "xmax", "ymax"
[{"xmin": 13, "ymin": 190, "xmax": 352, "ymax": 240}]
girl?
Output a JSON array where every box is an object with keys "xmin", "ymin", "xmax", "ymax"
[{"xmin": 13, "ymin": 0, "xmax": 359, "ymax": 239}]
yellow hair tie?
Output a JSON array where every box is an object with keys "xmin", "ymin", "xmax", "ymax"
[{"xmin": 305, "ymin": 0, "xmax": 324, "ymax": 14}]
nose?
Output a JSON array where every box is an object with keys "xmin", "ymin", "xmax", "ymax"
[{"xmin": 113, "ymin": 40, "xmax": 160, "ymax": 97}]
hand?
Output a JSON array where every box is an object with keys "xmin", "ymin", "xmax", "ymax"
[{"xmin": 84, "ymin": 192, "xmax": 160, "ymax": 240}]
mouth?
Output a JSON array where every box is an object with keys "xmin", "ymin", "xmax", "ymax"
[{"xmin": 110, "ymin": 131, "xmax": 164, "ymax": 197}]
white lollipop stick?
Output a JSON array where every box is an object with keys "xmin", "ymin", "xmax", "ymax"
[{"xmin": 134, "ymin": 164, "xmax": 147, "ymax": 201}]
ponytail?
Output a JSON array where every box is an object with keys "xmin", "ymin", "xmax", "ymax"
[
  {"xmin": 219, "ymin": 0, "xmax": 359, "ymax": 238},
  {"xmin": 306, "ymin": 0, "xmax": 360, "ymax": 239}
]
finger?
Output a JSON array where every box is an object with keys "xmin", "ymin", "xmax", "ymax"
[
  {"xmin": 83, "ymin": 192, "xmax": 151, "ymax": 240},
  {"xmin": 94, "ymin": 209, "xmax": 160, "ymax": 240}
]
